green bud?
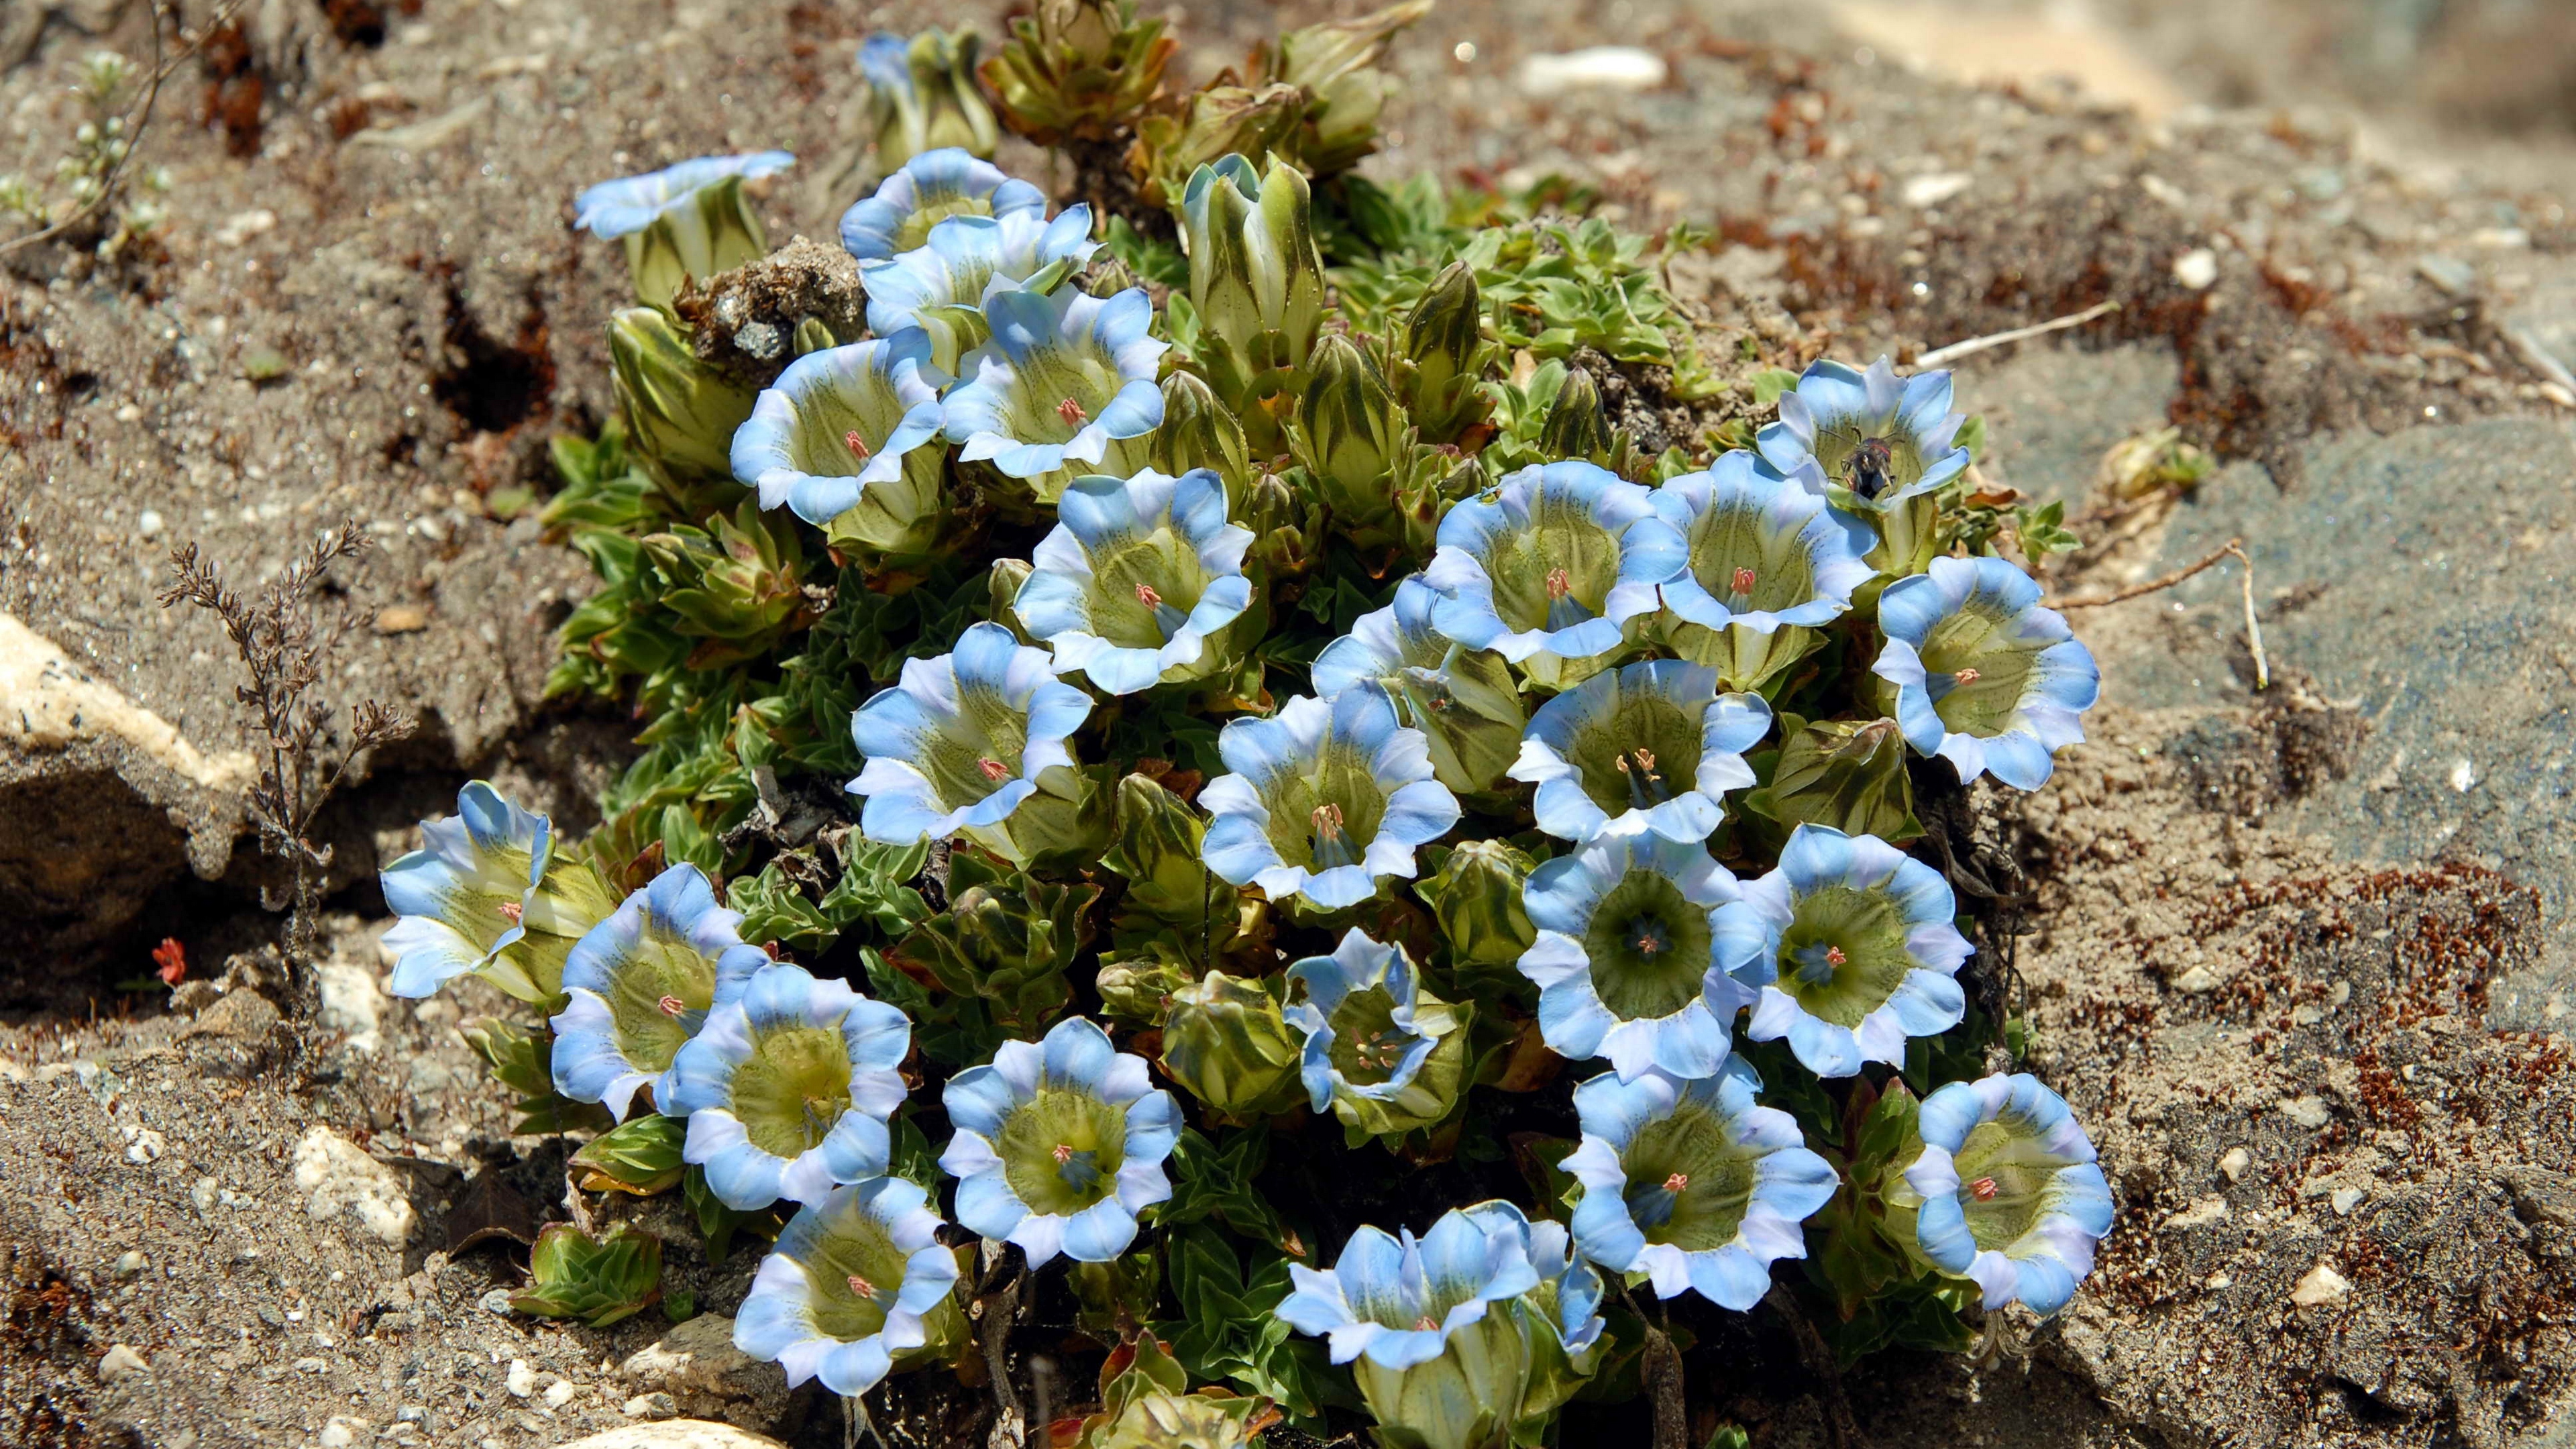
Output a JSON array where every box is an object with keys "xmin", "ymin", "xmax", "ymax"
[
  {"xmin": 1290, "ymin": 332, "xmax": 1404, "ymax": 538},
  {"xmin": 1415, "ymin": 839, "xmax": 1538, "ymax": 980},
  {"xmin": 983, "ymin": 0, "xmax": 1177, "ymax": 147},
  {"xmin": 975, "ymin": 762, "xmax": 1115, "ymax": 875},
  {"xmin": 1080, "ymin": 251, "xmax": 1144, "ymax": 299},
  {"xmin": 1379, "ymin": 643, "xmax": 1524, "ymax": 798},
  {"xmin": 1075, "ymin": 1335, "xmax": 1273, "ymax": 1449},
  {"xmin": 1104, "ymin": 775, "xmax": 1235, "ymax": 937},
  {"xmin": 623, "ymin": 176, "xmax": 769, "ymax": 312},
  {"xmin": 869, "ymin": 28, "xmax": 1002, "ymax": 172},
  {"xmin": 989, "ymin": 557, "xmax": 1036, "ymax": 630},
  {"xmin": 1159, "ymin": 969, "xmax": 1304, "ymax": 1117},
  {"xmin": 1177, "ymin": 152, "xmax": 1326, "ymax": 447},
  {"xmin": 1271, "ymin": 1, "xmax": 1434, "ymax": 178},
  {"xmin": 1095, "ymin": 941, "xmax": 1195, "ymax": 1024},
  {"xmin": 1150, "ymin": 370, "xmax": 1253, "ymax": 511},
  {"xmin": 608, "ymin": 305, "xmax": 757, "ymax": 514},
  {"xmin": 1136, "ymin": 84, "xmax": 1307, "ymax": 214},
  {"xmin": 1396, "ymin": 261, "xmax": 1492, "ymax": 444},
  {"xmin": 1239, "ymin": 467, "xmax": 1320, "ymax": 582},
  {"xmin": 637, "ymin": 498, "xmax": 813, "ymax": 669},
  {"xmin": 887, "ymin": 867, "xmax": 1100, "ymax": 1036},
  {"xmin": 1537, "ymin": 366, "xmax": 1615, "ymax": 466},
  {"xmin": 1746, "ymin": 716, "xmax": 1922, "ymax": 845},
  {"xmin": 570, "ymin": 1112, "xmax": 688, "ymax": 1196},
  {"xmin": 508, "ymin": 1224, "xmax": 663, "ymax": 1328}
]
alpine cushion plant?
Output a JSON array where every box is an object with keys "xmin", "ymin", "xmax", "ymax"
[
  {"xmin": 1872, "ymin": 555, "xmax": 2102, "ymax": 790},
  {"xmin": 734, "ymin": 1175, "xmax": 964, "ymax": 1396},
  {"xmin": 1421, "ymin": 460, "xmax": 1685, "ymax": 688},
  {"xmin": 1284, "ymin": 929, "xmax": 1470, "ymax": 1138},
  {"xmin": 1563, "ymin": 1060, "xmax": 1839, "ymax": 1309},
  {"xmin": 838, "ymin": 146, "xmax": 1046, "ymax": 260},
  {"xmin": 731, "ymin": 331, "xmax": 947, "ymax": 556},
  {"xmin": 940, "ymin": 1016, "xmax": 1180, "ymax": 1266},
  {"xmin": 382, "ymin": 782, "xmax": 617, "ymax": 1005},
  {"xmin": 549, "ymin": 863, "xmax": 769, "ymax": 1120},
  {"xmin": 1714, "ymin": 824, "xmax": 1972, "ymax": 1079},
  {"xmin": 847, "ymin": 621, "xmax": 1093, "ymax": 858},
  {"xmin": 1891, "ymin": 1073, "xmax": 2113, "ymax": 1314},
  {"xmin": 1518, "ymin": 830, "xmax": 1753, "ymax": 1082},
  {"xmin": 1011, "ymin": 468, "xmax": 1255, "ymax": 696},
  {"xmin": 1199, "ymin": 688, "xmax": 1463, "ymax": 912},
  {"xmin": 663, "ymin": 962, "xmax": 914, "ymax": 1210},
  {"xmin": 941, "ymin": 284, "xmax": 1168, "ymax": 506},
  {"xmin": 1509, "ymin": 659, "xmax": 1772, "ymax": 845}
]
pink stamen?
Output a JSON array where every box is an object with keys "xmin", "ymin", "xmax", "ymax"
[
  {"xmin": 1052, "ymin": 1142, "xmax": 1075, "ymax": 1166},
  {"xmin": 1825, "ymin": 946, "xmax": 1847, "ymax": 968},
  {"xmin": 844, "ymin": 429, "xmax": 873, "ymax": 460},
  {"xmin": 657, "ymin": 995, "xmax": 686, "ymax": 1018},
  {"xmin": 846, "ymin": 1273, "xmax": 877, "ymax": 1299},
  {"xmin": 1730, "ymin": 566, "xmax": 1757, "ymax": 595},
  {"xmin": 1134, "ymin": 583, "xmax": 1162, "ymax": 608},
  {"xmin": 1310, "ymin": 802, "xmax": 1345, "ymax": 839},
  {"xmin": 1663, "ymin": 1172, "xmax": 1689, "ymax": 1193},
  {"xmin": 1971, "ymin": 1177, "xmax": 1999, "ymax": 1201},
  {"xmin": 977, "ymin": 757, "xmax": 1010, "ymax": 782},
  {"xmin": 1953, "ymin": 667, "xmax": 1982, "ymax": 686},
  {"xmin": 496, "ymin": 901, "xmax": 523, "ymax": 923},
  {"xmin": 1544, "ymin": 567, "xmax": 1572, "ymax": 599},
  {"xmin": 1414, "ymin": 1315, "xmax": 1438, "ymax": 1332},
  {"xmin": 1056, "ymin": 397, "xmax": 1089, "ymax": 427}
]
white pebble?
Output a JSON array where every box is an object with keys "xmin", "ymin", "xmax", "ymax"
[
  {"xmin": 543, "ymin": 1379, "xmax": 578, "ymax": 1409},
  {"xmin": 1902, "ymin": 172, "xmax": 1974, "ymax": 209},
  {"xmin": 2279, "ymin": 1095, "xmax": 2329, "ymax": 1129},
  {"xmin": 505, "ymin": 1358, "xmax": 537, "ymax": 1398},
  {"xmin": 2218, "ymin": 1146, "xmax": 2252, "ymax": 1183},
  {"xmin": 97, "ymin": 1344, "xmax": 148, "ymax": 1382},
  {"xmin": 2291, "ymin": 1263, "xmax": 2351, "ymax": 1307},
  {"xmin": 1515, "ymin": 46, "xmax": 1667, "ymax": 96},
  {"xmin": 136, "ymin": 508, "xmax": 164, "ymax": 539},
  {"xmin": 2449, "ymin": 758, "xmax": 2477, "ymax": 792},
  {"xmin": 2173, "ymin": 248, "xmax": 2219, "ymax": 290},
  {"xmin": 2331, "ymin": 1186, "xmax": 2366, "ymax": 1216}
]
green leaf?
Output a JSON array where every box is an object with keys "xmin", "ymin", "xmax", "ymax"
[
  {"xmin": 1749, "ymin": 367, "xmax": 1802, "ymax": 407},
  {"xmin": 683, "ymin": 1165, "xmax": 778, "ymax": 1263},
  {"xmin": 462, "ymin": 1020, "xmax": 614, "ymax": 1136},
  {"xmin": 571, "ymin": 1112, "xmax": 688, "ymax": 1196},
  {"xmin": 509, "ymin": 1224, "xmax": 663, "ymax": 1327}
]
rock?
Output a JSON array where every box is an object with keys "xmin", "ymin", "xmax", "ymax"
[
  {"xmin": 318, "ymin": 1417, "xmax": 367, "ymax": 1448},
  {"xmin": 621, "ymin": 1314, "xmax": 784, "ymax": 1424},
  {"xmin": 97, "ymin": 1344, "xmax": 148, "ymax": 1382},
  {"xmin": 2332, "ymin": 1186, "xmax": 2367, "ymax": 1216},
  {"xmin": 2173, "ymin": 247, "xmax": 2220, "ymax": 290},
  {"xmin": 506, "ymin": 1358, "xmax": 539, "ymax": 1398},
  {"xmin": 1902, "ymin": 172, "xmax": 1975, "ymax": 209},
  {"xmin": 2279, "ymin": 1095, "xmax": 2330, "ymax": 1129},
  {"xmin": 2290, "ymin": 1263, "xmax": 2353, "ymax": 1307},
  {"xmin": 2218, "ymin": 1146, "xmax": 2252, "ymax": 1182},
  {"xmin": 292, "ymin": 1126, "xmax": 417, "ymax": 1246},
  {"xmin": 545, "ymin": 1380, "xmax": 580, "ymax": 1409},
  {"xmin": 315, "ymin": 950, "xmax": 385, "ymax": 1052},
  {"xmin": 374, "ymin": 604, "xmax": 432, "ymax": 635},
  {"xmin": 1514, "ymin": 47, "xmax": 1667, "ymax": 96},
  {"xmin": 2163, "ymin": 1196, "xmax": 2231, "ymax": 1230},
  {"xmin": 2500, "ymin": 1166, "xmax": 2576, "ymax": 1227},
  {"xmin": 113, "ymin": 1250, "xmax": 148, "ymax": 1280},
  {"xmin": 559, "ymin": 1422, "xmax": 784, "ymax": 1449},
  {"xmin": 2415, "ymin": 254, "xmax": 2477, "ymax": 297},
  {"xmin": 620, "ymin": 1393, "xmax": 680, "ymax": 1420},
  {"xmin": 136, "ymin": 508, "xmax": 164, "ymax": 539}
]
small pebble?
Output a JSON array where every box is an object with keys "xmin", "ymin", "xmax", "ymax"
[
  {"xmin": 375, "ymin": 604, "xmax": 431, "ymax": 635},
  {"xmin": 2173, "ymin": 248, "xmax": 2219, "ymax": 290},
  {"xmin": 478, "ymin": 1289, "xmax": 514, "ymax": 1314},
  {"xmin": 2331, "ymin": 1187, "xmax": 2367, "ymax": 1216},
  {"xmin": 1903, "ymin": 172, "xmax": 1974, "ymax": 209},
  {"xmin": 2291, "ymin": 1263, "xmax": 2351, "ymax": 1307},
  {"xmin": 2218, "ymin": 1146, "xmax": 2252, "ymax": 1183},
  {"xmin": 112, "ymin": 1250, "xmax": 148, "ymax": 1280},
  {"xmin": 2279, "ymin": 1095, "xmax": 2329, "ymax": 1130},
  {"xmin": 543, "ymin": 1380, "xmax": 579, "ymax": 1409},
  {"xmin": 622, "ymin": 1392, "xmax": 678, "ymax": 1419},
  {"xmin": 505, "ymin": 1358, "xmax": 537, "ymax": 1398},
  {"xmin": 97, "ymin": 1344, "xmax": 148, "ymax": 1383},
  {"xmin": 318, "ymin": 1421, "xmax": 356, "ymax": 1448},
  {"xmin": 2415, "ymin": 254, "xmax": 2477, "ymax": 297},
  {"xmin": 136, "ymin": 508, "xmax": 164, "ymax": 539},
  {"xmin": 1515, "ymin": 46, "xmax": 1666, "ymax": 95}
]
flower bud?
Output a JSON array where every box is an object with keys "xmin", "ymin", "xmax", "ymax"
[
  {"xmin": 1239, "ymin": 466, "xmax": 1320, "ymax": 582},
  {"xmin": 1415, "ymin": 839, "xmax": 1538, "ymax": 981},
  {"xmin": 1746, "ymin": 716, "xmax": 1921, "ymax": 845},
  {"xmin": 1397, "ymin": 261, "xmax": 1491, "ymax": 444},
  {"xmin": 609, "ymin": 305, "xmax": 759, "ymax": 508},
  {"xmin": 1537, "ymin": 366, "xmax": 1614, "ymax": 467},
  {"xmin": 982, "ymin": 1, "xmax": 1177, "ymax": 147},
  {"xmin": 637, "ymin": 500, "xmax": 812, "ymax": 669},
  {"xmin": 987, "ymin": 557, "xmax": 1036, "ymax": 630},
  {"xmin": 886, "ymin": 867, "xmax": 1100, "ymax": 1034},
  {"xmin": 1158, "ymin": 969, "xmax": 1304, "ymax": 1116},
  {"xmin": 862, "ymin": 30, "xmax": 1001, "ymax": 174},
  {"xmin": 1095, "ymin": 941, "xmax": 1195, "ymax": 1024},
  {"xmin": 1272, "ymin": 1, "xmax": 1434, "ymax": 176},
  {"xmin": 1177, "ymin": 153, "xmax": 1326, "ymax": 445},
  {"xmin": 1150, "ymin": 370, "xmax": 1254, "ymax": 511},
  {"xmin": 1104, "ymin": 774, "xmax": 1234, "ymax": 936},
  {"xmin": 1291, "ymin": 333, "xmax": 1404, "ymax": 538}
]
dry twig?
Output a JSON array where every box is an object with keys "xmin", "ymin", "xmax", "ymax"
[
  {"xmin": 2049, "ymin": 536, "xmax": 2270, "ymax": 690},
  {"xmin": 1917, "ymin": 299, "xmax": 2122, "ymax": 368}
]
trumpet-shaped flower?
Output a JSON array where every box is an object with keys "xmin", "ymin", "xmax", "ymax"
[
  {"xmin": 382, "ymin": 782, "xmax": 617, "ymax": 1004},
  {"xmin": 733, "ymin": 1176, "xmax": 963, "ymax": 1396},
  {"xmin": 548, "ymin": 865, "xmax": 768, "ymax": 1120},
  {"xmin": 838, "ymin": 147, "xmax": 1045, "ymax": 260},
  {"xmin": 573, "ymin": 151, "xmax": 795, "ymax": 240},
  {"xmin": 731, "ymin": 331, "xmax": 947, "ymax": 551},
  {"xmin": 664, "ymin": 963, "xmax": 914, "ymax": 1211},
  {"xmin": 1713, "ymin": 824, "xmax": 1971, "ymax": 1078},
  {"xmin": 939, "ymin": 1016, "xmax": 1181, "ymax": 1267},
  {"xmin": 1518, "ymin": 832, "xmax": 1752, "ymax": 1082},
  {"xmin": 1650, "ymin": 451, "xmax": 1875, "ymax": 633},
  {"xmin": 1872, "ymin": 555, "xmax": 2100, "ymax": 790},
  {"xmin": 1563, "ymin": 1060, "xmax": 1839, "ymax": 1308},
  {"xmin": 1422, "ymin": 460, "xmax": 1684, "ymax": 667},
  {"xmin": 941, "ymin": 286, "xmax": 1167, "ymax": 501},
  {"xmin": 1011, "ymin": 469, "xmax": 1254, "ymax": 696},
  {"xmin": 1756, "ymin": 356, "xmax": 1968, "ymax": 511},
  {"xmin": 1311, "ymin": 576, "xmax": 1525, "ymax": 796},
  {"xmin": 860, "ymin": 209, "xmax": 1098, "ymax": 335},
  {"xmin": 855, "ymin": 30, "xmax": 1000, "ymax": 177},
  {"xmin": 1285, "ymin": 930, "xmax": 1466, "ymax": 1134},
  {"xmin": 1457, "ymin": 1199, "xmax": 1608, "ymax": 1421},
  {"xmin": 1899, "ymin": 1073, "xmax": 2114, "ymax": 1314},
  {"xmin": 1509, "ymin": 660, "xmax": 1772, "ymax": 845},
  {"xmin": 847, "ymin": 621, "xmax": 1093, "ymax": 845},
  {"xmin": 1199, "ymin": 689, "xmax": 1463, "ymax": 911}
]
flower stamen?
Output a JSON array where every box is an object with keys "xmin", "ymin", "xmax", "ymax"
[
  {"xmin": 1414, "ymin": 1315, "xmax": 1438, "ymax": 1332},
  {"xmin": 846, "ymin": 1273, "xmax": 877, "ymax": 1300},
  {"xmin": 1730, "ymin": 566, "xmax": 1758, "ymax": 596},
  {"xmin": 1309, "ymin": 802, "xmax": 1360, "ymax": 871},
  {"xmin": 1953, "ymin": 667, "xmax": 1982, "ymax": 686},
  {"xmin": 496, "ymin": 900, "xmax": 523, "ymax": 924},
  {"xmin": 1545, "ymin": 568, "xmax": 1572, "ymax": 599},
  {"xmin": 1971, "ymin": 1176, "xmax": 1999, "ymax": 1201},
  {"xmin": 657, "ymin": 995, "xmax": 687, "ymax": 1018},
  {"xmin": 977, "ymin": 757, "xmax": 1011, "ymax": 782},
  {"xmin": 843, "ymin": 429, "xmax": 873, "ymax": 460},
  {"xmin": 1134, "ymin": 582, "xmax": 1162, "ymax": 609},
  {"xmin": 1825, "ymin": 945, "xmax": 1847, "ymax": 967},
  {"xmin": 1056, "ymin": 396, "xmax": 1089, "ymax": 427},
  {"xmin": 1616, "ymin": 748, "xmax": 1670, "ymax": 808},
  {"xmin": 1663, "ymin": 1172, "xmax": 1689, "ymax": 1193}
]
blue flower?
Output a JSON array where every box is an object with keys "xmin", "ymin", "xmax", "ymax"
[
  {"xmin": 1276, "ymin": 1208, "xmax": 1542, "ymax": 1371},
  {"xmin": 382, "ymin": 782, "xmax": 617, "ymax": 1004},
  {"xmin": 1421, "ymin": 460, "xmax": 1685, "ymax": 667},
  {"xmin": 1902, "ymin": 1073, "xmax": 2113, "ymax": 1314},
  {"xmin": 1518, "ymin": 831, "xmax": 1752, "ymax": 1082},
  {"xmin": 1650, "ymin": 450, "xmax": 1876, "ymax": 634},
  {"xmin": 1563, "ymin": 1059, "xmax": 1839, "ymax": 1308},
  {"xmin": 1311, "ymin": 576, "xmax": 1527, "ymax": 796},
  {"xmin": 664, "ymin": 963, "xmax": 914, "ymax": 1211},
  {"xmin": 941, "ymin": 286, "xmax": 1167, "ymax": 501},
  {"xmin": 847, "ymin": 621, "xmax": 1093, "ymax": 846},
  {"xmin": 1200, "ymin": 689, "xmax": 1463, "ymax": 911},
  {"xmin": 1756, "ymin": 355, "xmax": 1968, "ymax": 511},
  {"xmin": 547, "ymin": 865, "xmax": 768, "ymax": 1121},
  {"xmin": 734, "ymin": 1175, "xmax": 961, "ymax": 1396},
  {"xmin": 859, "ymin": 208, "xmax": 1099, "ymax": 340},
  {"xmin": 731, "ymin": 332, "xmax": 947, "ymax": 545},
  {"xmin": 1509, "ymin": 659, "xmax": 1772, "ymax": 845},
  {"xmin": 1285, "ymin": 930, "xmax": 1462, "ymax": 1127},
  {"xmin": 1011, "ymin": 469, "xmax": 1254, "ymax": 696},
  {"xmin": 939, "ymin": 1016, "xmax": 1181, "ymax": 1267},
  {"xmin": 839, "ymin": 147, "xmax": 1046, "ymax": 261},
  {"xmin": 1456, "ymin": 1199, "xmax": 1608, "ymax": 1411},
  {"xmin": 1713, "ymin": 824, "xmax": 1971, "ymax": 1079},
  {"xmin": 1872, "ymin": 555, "xmax": 2100, "ymax": 790},
  {"xmin": 572, "ymin": 151, "xmax": 796, "ymax": 239}
]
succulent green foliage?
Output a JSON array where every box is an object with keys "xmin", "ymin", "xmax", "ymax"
[
  {"xmin": 886, "ymin": 851, "xmax": 1101, "ymax": 1038},
  {"xmin": 510, "ymin": 1224, "xmax": 664, "ymax": 1327},
  {"xmin": 463, "ymin": 1018, "xmax": 614, "ymax": 1135},
  {"xmin": 1155, "ymin": 1225, "xmax": 1357, "ymax": 1432},
  {"xmin": 731, "ymin": 837, "xmax": 933, "ymax": 953},
  {"xmin": 983, "ymin": 0, "xmax": 1179, "ymax": 145},
  {"xmin": 1075, "ymin": 1333, "xmax": 1277, "ymax": 1449},
  {"xmin": 572, "ymin": 1112, "xmax": 690, "ymax": 1196}
]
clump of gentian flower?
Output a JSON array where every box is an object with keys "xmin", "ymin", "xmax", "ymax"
[
  {"xmin": 859, "ymin": 206, "xmax": 1099, "ymax": 372},
  {"xmin": 1276, "ymin": 1206, "xmax": 1542, "ymax": 1449},
  {"xmin": 1509, "ymin": 659, "xmax": 1772, "ymax": 845},
  {"xmin": 1713, "ymin": 824, "xmax": 1970, "ymax": 1079},
  {"xmin": 382, "ymin": 782, "xmax": 618, "ymax": 1005},
  {"xmin": 1199, "ymin": 688, "xmax": 1462, "ymax": 912},
  {"xmin": 1010, "ymin": 468, "xmax": 1254, "ymax": 696},
  {"xmin": 941, "ymin": 285, "xmax": 1167, "ymax": 509},
  {"xmin": 731, "ymin": 331, "xmax": 947, "ymax": 557},
  {"xmin": 1758, "ymin": 356, "xmax": 1968, "ymax": 574},
  {"xmin": 733, "ymin": 1175, "xmax": 963, "ymax": 1395},
  {"xmin": 847, "ymin": 621, "xmax": 1093, "ymax": 863},
  {"xmin": 1650, "ymin": 450, "xmax": 1874, "ymax": 692},
  {"xmin": 1285, "ymin": 930, "xmax": 1470, "ymax": 1140},
  {"xmin": 1423, "ymin": 460, "xmax": 1685, "ymax": 690},
  {"xmin": 663, "ymin": 962, "xmax": 913, "ymax": 1210},
  {"xmin": 1563, "ymin": 1060, "xmax": 1839, "ymax": 1308},
  {"xmin": 1311, "ymin": 574, "xmax": 1526, "ymax": 796},
  {"xmin": 839, "ymin": 146, "xmax": 1044, "ymax": 260},
  {"xmin": 1518, "ymin": 830, "xmax": 1752, "ymax": 1082},
  {"xmin": 549, "ymin": 864, "xmax": 768, "ymax": 1120},
  {"xmin": 1872, "ymin": 555, "xmax": 2101, "ymax": 790},
  {"xmin": 1884, "ymin": 1073, "xmax": 2114, "ymax": 1314},
  {"xmin": 574, "ymin": 151, "xmax": 794, "ymax": 309},
  {"xmin": 940, "ymin": 1016, "xmax": 1180, "ymax": 1265}
]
